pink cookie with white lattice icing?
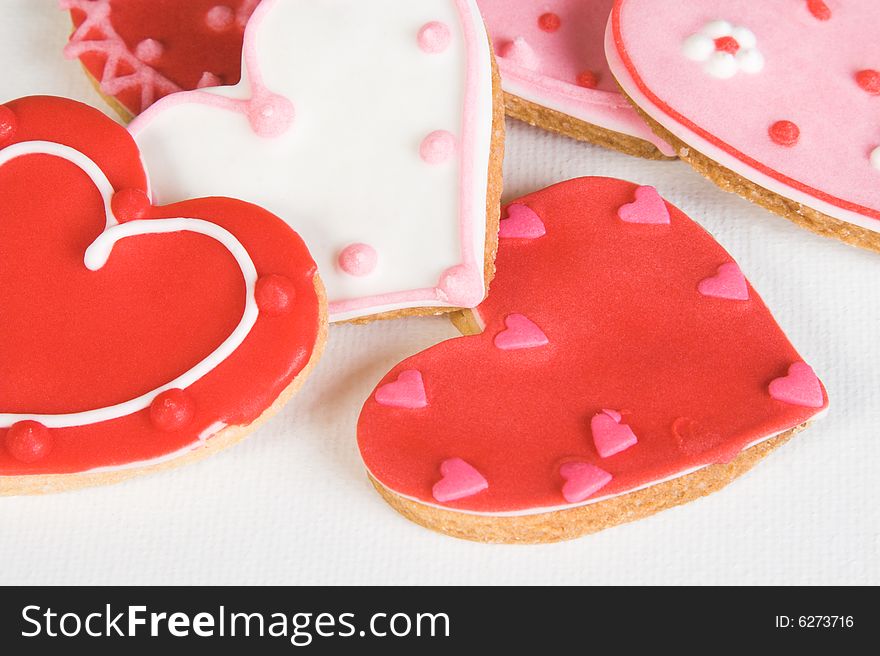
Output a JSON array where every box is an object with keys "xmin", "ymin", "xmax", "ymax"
[
  {"xmin": 128, "ymin": 0, "xmax": 503, "ymax": 323},
  {"xmin": 607, "ymin": 0, "xmax": 880, "ymax": 251},
  {"xmin": 476, "ymin": 0, "xmax": 674, "ymax": 158}
]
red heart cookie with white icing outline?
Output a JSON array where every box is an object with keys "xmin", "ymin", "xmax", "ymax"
[
  {"xmin": 62, "ymin": 0, "xmax": 259, "ymax": 119},
  {"xmin": 358, "ymin": 177, "xmax": 827, "ymax": 543},
  {"xmin": 0, "ymin": 96, "xmax": 325, "ymax": 494},
  {"xmin": 476, "ymin": 0, "xmax": 674, "ymax": 158},
  {"xmin": 606, "ymin": 0, "xmax": 880, "ymax": 251}
]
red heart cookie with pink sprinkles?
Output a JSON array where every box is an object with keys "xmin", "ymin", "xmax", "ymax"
[
  {"xmin": 607, "ymin": 0, "xmax": 880, "ymax": 251},
  {"xmin": 0, "ymin": 96, "xmax": 325, "ymax": 494},
  {"xmin": 62, "ymin": 0, "xmax": 259, "ymax": 119},
  {"xmin": 357, "ymin": 177, "xmax": 827, "ymax": 543}
]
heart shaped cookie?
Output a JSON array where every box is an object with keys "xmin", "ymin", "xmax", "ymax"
[
  {"xmin": 0, "ymin": 96, "xmax": 326, "ymax": 494},
  {"xmin": 607, "ymin": 0, "xmax": 880, "ymax": 251},
  {"xmin": 357, "ymin": 177, "xmax": 827, "ymax": 543},
  {"xmin": 476, "ymin": 0, "xmax": 673, "ymax": 158},
  {"xmin": 128, "ymin": 0, "xmax": 504, "ymax": 323},
  {"xmin": 62, "ymin": 0, "xmax": 259, "ymax": 120}
]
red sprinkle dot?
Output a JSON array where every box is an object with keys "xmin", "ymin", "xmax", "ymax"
[
  {"xmin": 255, "ymin": 274, "xmax": 297, "ymax": 316},
  {"xmin": 111, "ymin": 188, "xmax": 151, "ymax": 221},
  {"xmin": 576, "ymin": 70, "xmax": 599, "ymax": 89},
  {"xmin": 769, "ymin": 120, "xmax": 800, "ymax": 146},
  {"xmin": 807, "ymin": 0, "xmax": 832, "ymax": 21},
  {"xmin": 0, "ymin": 105, "xmax": 17, "ymax": 146},
  {"xmin": 538, "ymin": 13, "xmax": 561, "ymax": 33},
  {"xmin": 5, "ymin": 421, "xmax": 53, "ymax": 463},
  {"xmin": 714, "ymin": 36, "xmax": 740, "ymax": 55},
  {"xmin": 150, "ymin": 389, "xmax": 195, "ymax": 432},
  {"xmin": 856, "ymin": 69, "xmax": 880, "ymax": 95}
]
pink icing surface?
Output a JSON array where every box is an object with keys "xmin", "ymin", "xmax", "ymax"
[
  {"xmin": 477, "ymin": 0, "xmax": 673, "ymax": 154},
  {"xmin": 612, "ymin": 0, "xmax": 880, "ymax": 222}
]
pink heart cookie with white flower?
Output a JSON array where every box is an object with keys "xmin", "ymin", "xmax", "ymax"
[
  {"xmin": 607, "ymin": 0, "xmax": 880, "ymax": 251},
  {"xmin": 358, "ymin": 177, "xmax": 827, "ymax": 543},
  {"xmin": 129, "ymin": 0, "xmax": 504, "ymax": 323},
  {"xmin": 476, "ymin": 0, "xmax": 674, "ymax": 158},
  {"xmin": 0, "ymin": 96, "xmax": 326, "ymax": 495}
]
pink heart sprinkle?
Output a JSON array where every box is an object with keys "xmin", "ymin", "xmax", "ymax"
[
  {"xmin": 432, "ymin": 458, "xmax": 489, "ymax": 503},
  {"xmin": 591, "ymin": 409, "xmax": 638, "ymax": 458},
  {"xmin": 494, "ymin": 314, "xmax": 549, "ymax": 350},
  {"xmin": 698, "ymin": 263, "xmax": 749, "ymax": 301},
  {"xmin": 499, "ymin": 204, "xmax": 546, "ymax": 239},
  {"xmin": 559, "ymin": 462, "xmax": 612, "ymax": 504},
  {"xmin": 375, "ymin": 370, "xmax": 427, "ymax": 409},
  {"xmin": 617, "ymin": 186, "xmax": 671, "ymax": 225},
  {"xmin": 768, "ymin": 362, "xmax": 824, "ymax": 408}
]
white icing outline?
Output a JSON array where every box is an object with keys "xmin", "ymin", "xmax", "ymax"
[{"xmin": 0, "ymin": 141, "xmax": 258, "ymax": 429}]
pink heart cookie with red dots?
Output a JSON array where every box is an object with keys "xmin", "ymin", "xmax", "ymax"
[
  {"xmin": 476, "ymin": 0, "xmax": 674, "ymax": 158},
  {"xmin": 0, "ymin": 96, "xmax": 325, "ymax": 494},
  {"xmin": 607, "ymin": 0, "xmax": 880, "ymax": 251},
  {"xmin": 62, "ymin": 0, "xmax": 260, "ymax": 118},
  {"xmin": 358, "ymin": 177, "xmax": 827, "ymax": 543},
  {"xmin": 128, "ymin": 0, "xmax": 503, "ymax": 323}
]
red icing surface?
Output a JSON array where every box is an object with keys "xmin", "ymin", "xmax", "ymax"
[
  {"xmin": 0, "ymin": 96, "xmax": 321, "ymax": 476},
  {"xmin": 358, "ymin": 177, "xmax": 827, "ymax": 513},
  {"xmin": 66, "ymin": 0, "xmax": 257, "ymax": 115}
]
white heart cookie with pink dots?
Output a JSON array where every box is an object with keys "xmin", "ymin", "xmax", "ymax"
[
  {"xmin": 130, "ymin": 0, "xmax": 500, "ymax": 322},
  {"xmin": 607, "ymin": 0, "xmax": 880, "ymax": 251}
]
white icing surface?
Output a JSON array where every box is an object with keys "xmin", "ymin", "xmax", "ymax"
[
  {"xmin": 0, "ymin": 141, "xmax": 259, "ymax": 429},
  {"xmin": 130, "ymin": 0, "xmax": 495, "ymax": 322}
]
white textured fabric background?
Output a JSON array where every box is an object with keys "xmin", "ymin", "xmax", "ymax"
[{"xmin": 1, "ymin": 1, "xmax": 877, "ymax": 585}]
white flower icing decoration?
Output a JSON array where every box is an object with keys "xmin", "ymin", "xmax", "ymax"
[{"xmin": 682, "ymin": 20, "xmax": 764, "ymax": 79}]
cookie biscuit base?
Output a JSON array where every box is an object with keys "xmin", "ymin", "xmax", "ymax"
[
  {"xmin": 369, "ymin": 425, "xmax": 804, "ymax": 544},
  {"xmin": 619, "ymin": 90, "xmax": 880, "ymax": 253},
  {"xmin": 0, "ymin": 276, "xmax": 328, "ymax": 496},
  {"xmin": 503, "ymin": 91, "xmax": 673, "ymax": 161}
]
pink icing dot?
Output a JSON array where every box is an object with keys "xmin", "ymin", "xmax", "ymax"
[
  {"xmin": 439, "ymin": 264, "xmax": 484, "ymax": 307},
  {"xmin": 338, "ymin": 243, "xmax": 378, "ymax": 277},
  {"xmin": 205, "ymin": 5, "xmax": 235, "ymax": 31},
  {"xmin": 769, "ymin": 120, "xmax": 800, "ymax": 147},
  {"xmin": 538, "ymin": 13, "xmax": 561, "ymax": 33},
  {"xmin": 197, "ymin": 72, "xmax": 223, "ymax": 89},
  {"xmin": 134, "ymin": 38, "xmax": 164, "ymax": 64},
  {"xmin": 418, "ymin": 21, "xmax": 451, "ymax": 54},
  {"xmin": 0, "ymin": 105, "xmax": 17, "ymax": 146},
  {"xmin": 856, "ymin": 69, "xmax": 880, "ymax": 95},
  {"xmin": 246, "ymin": 93, "xmax": 295, "ymax": 138},
  {"xmin": 420, "ymin": 130, "xmax": 456, "ymax": 164}
]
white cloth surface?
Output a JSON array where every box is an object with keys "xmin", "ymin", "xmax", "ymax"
[{"xmin": 0, "ymin": 1, "xmax": 877, "ymax": 585}]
